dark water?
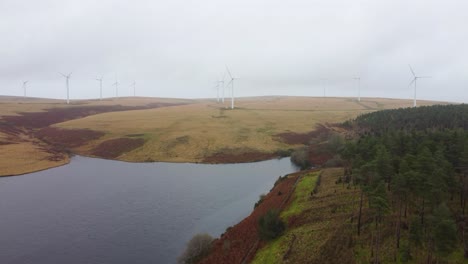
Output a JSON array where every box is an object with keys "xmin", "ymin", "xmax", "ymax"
[{"xmin": 0, "ymin": 156, "xmax": 296, "ymax": 264}]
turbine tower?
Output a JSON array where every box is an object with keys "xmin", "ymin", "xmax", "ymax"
[
  {"xmin": 95, "ymin": 75, "xmax": 103, "ymax": 100},
  {"xmin": 131, "ymin": 81, "xmax": 136, "ymax": 97},
  {"xmin": 320, "ymin": 78, "xmax": 328, "ymax": 98},
  {"xmin": 60, "ymin": 72, "xmax": 72, "ymax": 104},
  {"xmin": 225, "ymin": 66, "xmax": 238, "ymax": 109},
  {"xmin": 353, "ymin": 77, "xmax": 361, "ymax": 102},
  {"xmin": 113, "ymin": 76, "xmax": 119, "ymax": 99},
  {"xmin": 214, "ymin": 81, "xmax": 220, "ymax": 103},
  {"xmin": 408, "ymin": 65, "xmax": 431, "ymax": 107},
  {"xmin": 22, "ymin": 81, "xmax": 29, "ymax": 98},
  {"xmin": 221, "ymin": 72, "xmax": 226, "ymax": 103}
]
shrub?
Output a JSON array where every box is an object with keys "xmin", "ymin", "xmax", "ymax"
[
  {"xmin": 291, "ymin": 147, "xmax": 310, "ymax": 170},
  {"xmin": 254, "ymin": 193, "xmax": 267, "ymax": 208},
  {"xmin": 311, "ymin": 173, "xmax": 322, "ymax": 195},
  {"xmin": 178, "ymin": 233, "xmax": 213, "ymax": 264},
  {"xmin": 327, "ymin": 132, "xmax": 345, "ymax": 152},
  {"xmin": 276, "ymin": 148, "xmax": 294, "ymax": 157},
  {"xmin": 258, "ymin": 209, "xmax": 286, "ymax": 240},
  {"xmin": 274, "ymin": 175, "xmax": 286, "ymax": 187},
  {"xmin": 324, "ymin": 154, "xmax": 344, "ymax": 167}
]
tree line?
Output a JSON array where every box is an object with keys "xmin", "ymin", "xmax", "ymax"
[
  {"xmin": 343, "ymin": 104, "xmax": 468, "ymax": 134},
  {"xmin": 341, "ymin": 104, "xmax": 468, "ymax": 262}
]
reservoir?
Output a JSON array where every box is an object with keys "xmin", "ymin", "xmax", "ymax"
[{"xmin": 0, "ymin": 156, "xmax": 297, "ymax": 264}]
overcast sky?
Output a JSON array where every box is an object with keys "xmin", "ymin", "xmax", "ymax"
[{"xmin": 1, "ymin": 0, "xmax": 467, "ymax": 102}]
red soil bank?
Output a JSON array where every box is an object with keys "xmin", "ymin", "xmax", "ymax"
[
  {"xmin": 91, "ymin": 138, "xmax": 146, "ymax": 158},
  {"xmin": 1, "ymin": 103, "xmax": 183, "ymax": 129},
  {"xmin": 275, "ymin": 124, "xmax": 331, "ymax": 145},
  {"xmin": 203, "ymin": 151, "xmax": 278, "ymax": 163},
  {"xmin": 35, "ymin": 127, "xmax": 105, "ymax": 148},
  {"xmin": 0, "ymin": 102, "xmax": 186, "ymax": 164},
  {"xmin": 198, "ymin": 171, "xmax": 305, "ymax": 264}
]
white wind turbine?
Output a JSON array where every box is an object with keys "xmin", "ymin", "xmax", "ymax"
[
  {"xmin": 59, "ymin": 72, "xmax": 72, "ymax": 104},
  {"xmin": 214, "ymin": 81, "xmax": 220, "ymax": 103},
  {"xmin": 408, "ymin": 65, "xmax": 431, "ymax": 107},
  {"xmin": 221, "ymin": 72, "xmax": 226, "ymax": 103},
  {"xmin": 225, "ymin": 66, "xmax": 238, "ymax": 109},
  {"xmin": 113, "ymin": 76, "xmax": 119, "ymax": 99},
  {"xmin": 131, "ymin": 81, "xmax": 136, "ymax": 97},
  {"xmin": 214, "ymin": 74, "xmax": 225, "ymax": 103},
  {"xmin": 320, "ymin": 78, "xmax": 328, "ymax": 98},
  {"xmin": 22, "ymin": 81, "xmax": 29, "ymax": 98},
  {"xmin": 95, "ymin": 75, "xmax": 104, "ymax": 100},
  {"xmin": 353, "ymin": 77, "xmax": 361, "ymax": 102}
]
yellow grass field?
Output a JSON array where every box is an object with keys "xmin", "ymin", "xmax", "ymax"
[
  {"xmin": 0, "ymin": 96, "xmax": 446, "ymax": 176},
  {"xmin": 54, "ymin": 96, "xmax": 443, "ymax": 163},
  {"xmin": 0, "ymin": 96, "xmax": 191, "ymax": 176}
]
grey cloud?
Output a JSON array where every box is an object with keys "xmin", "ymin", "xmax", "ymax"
[{"xmin": 1, "ymin": 0, "xmax": 467, "ymax": 102}]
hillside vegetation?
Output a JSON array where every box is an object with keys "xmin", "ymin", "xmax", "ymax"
[
  {"xmin": 341, "ymin": 104, "xmax": 468, "ymax": 263},
  {"xmin": 55, "ymin": 97, "xmax": 438, "ymax": 164},
  {"xmin": 242, "ymin": 104, "xmax": 468, "ymax": 264},
  {"xmin": 0, "ymin": 97, "xmax": 190, "ymax": 176},
  {"xmin": 251, "ymin": 169, "xmax": 360, "ymax": 264},
  {"xmin": 0, "ymin": 96, "xmax": 444, "ymax": 176}
]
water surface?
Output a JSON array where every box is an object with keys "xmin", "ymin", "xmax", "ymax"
[{"xmin": 0, "ymin": 156, "xmax": 296, "ymax": 264}]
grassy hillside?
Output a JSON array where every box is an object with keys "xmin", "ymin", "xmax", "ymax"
[
  {"xmin": 0, "ymin": 96, "xmax": 445, "ymax": 176},
  {"xmin": 54, "ymin": 97, "xmax": 440, "ymax": 164},
  {"xmin": 251, "ymin": 168, "xmax": 360, "ymax": 264},
  {"xmin": 0, "ymin": 97, "xmax": 191, "ymax": 176}
]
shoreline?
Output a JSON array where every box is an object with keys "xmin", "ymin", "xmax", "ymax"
[{"xmin": 0, "ymin": 152, "xmax": 292, "ymax": 177}]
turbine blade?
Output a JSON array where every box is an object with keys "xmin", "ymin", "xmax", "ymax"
[
  {"xmin": 408, "ymin": 78, "xmax": 416, "ymax": 87},
  {"xmin": 59, "ymin": 72, "xmax": 66, "ymax": 77},
  {"xmin": 225, "ymin": 65, "xmax": 233, "ymax": 79},
  {"xmin": 408, "ymin": 64, "xmax": 416, "ymax": 77}
]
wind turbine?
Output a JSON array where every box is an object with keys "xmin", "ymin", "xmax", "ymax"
[
  {"xmin": 59, "ymin": 72, "xmax": 72, "ymax": 104},
  {"xmin": 214, "ymin": 81, "xmax": 220, "ymax": 103},
  {"xmin": 320, "ymin": 78, "xmax": 328, "ymax": 98},
  {"xmin": 95, "ymin": 75, "xmax": 103, "ymax": 100},
  {"xmin": 225, "ymin": 66, "xmax": 238, "ymax": 109},
  {"xmin": 221, "ymin": 72, "xmax": 226, "ymax": 103},
  {"xmin": 408, "ymin": 65, "xmax": 431, "ymax": 107},
  {"xmin": 131, "ymin": 81, "xmax": 136, "ymax": 97},
  {"xmin": 353, "ymin": 77, "xmax": 361, "ymax": 102},
  {"xmin": 214, "ymin": 76, "xmax": 225, "ymax": 103},
  {"xmin": 22, "ymin": 81, "xmax": 29, "ymax": 98},
  {"xmin": 113, "ymin": 76, "xmax": 119, "ymax": 99}
]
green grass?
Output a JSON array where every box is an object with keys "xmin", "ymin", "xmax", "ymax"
[
  {"xmin": 252, "ymin": 172, "xmax": 320, "ymax": 264},
  {"xmin": 281, "ymin": 171, "xmax": 319, "ymax": 220},
  {"xmin": 446, "ymin": 248, "xmax": 467, "ymax": 264},
  {"xmin": 251, "ymin": 235, "xmax": 289, "ymax": 264}
]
